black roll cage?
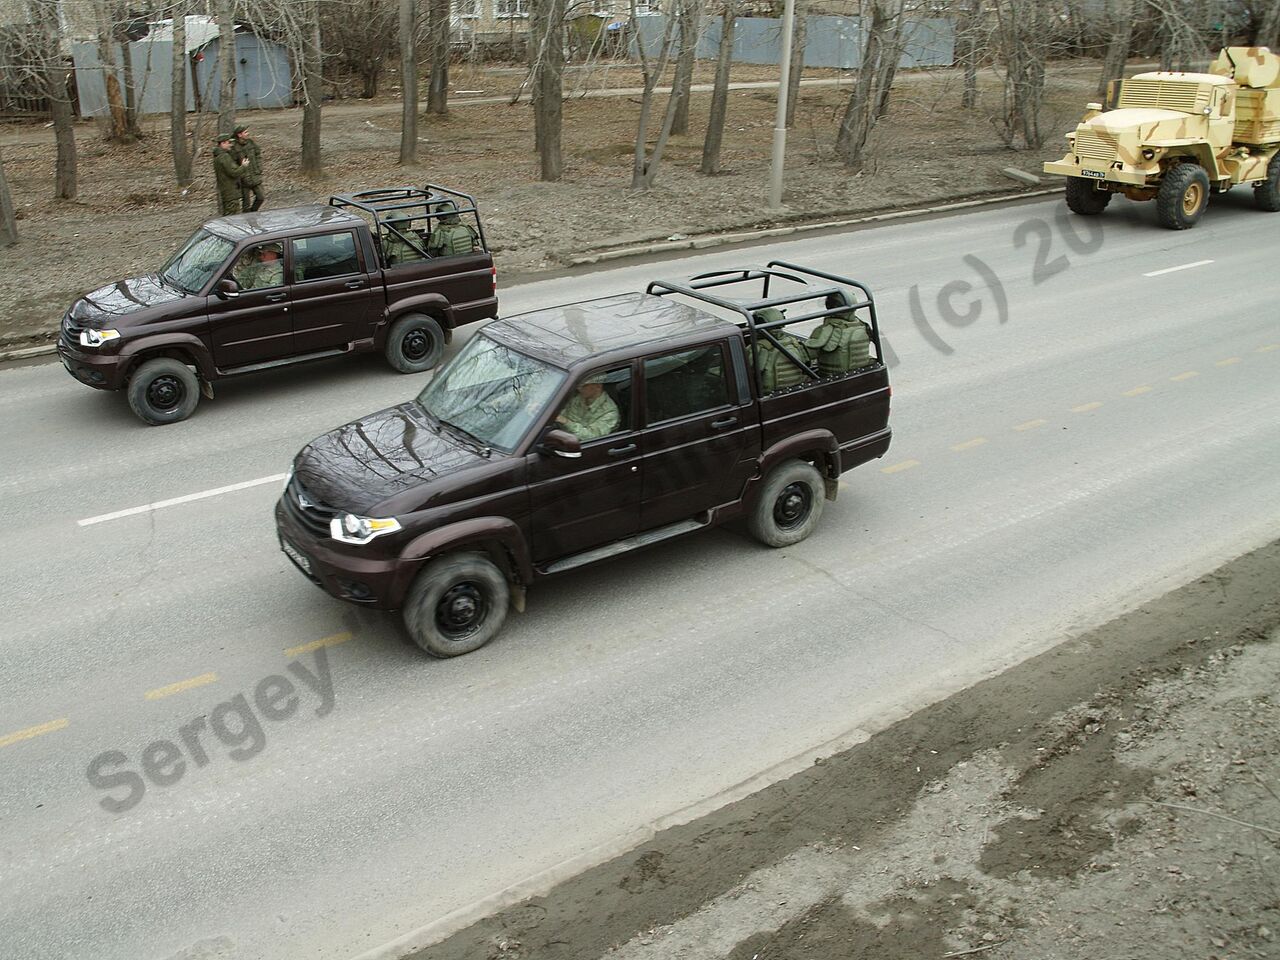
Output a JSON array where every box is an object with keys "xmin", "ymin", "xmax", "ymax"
[
  {"xmin": 328, "ymin": 184, "xmax": 488, "ymax": 261},
  {"xmin": 645, "ymin": 261, "xmax": 883, "ymax": 395}
]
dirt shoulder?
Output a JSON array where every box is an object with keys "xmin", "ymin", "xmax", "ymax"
[{"xmin": 411, "ymin": 539, "xmax": 1280, "ymax": 960}]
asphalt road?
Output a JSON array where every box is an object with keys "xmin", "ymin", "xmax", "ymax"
[{"xmin": 2, "ymin": 193, "xmax": 1278, "ymax": 960}]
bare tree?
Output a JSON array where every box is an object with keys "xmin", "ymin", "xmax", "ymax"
[
  {"xmin": 956, "ymin": 0, "xmax": 981, "ymax": 109},
  {"xmin": 670, "ymin": 0, "xmax": 702, "ymax": 135},
  {"xmin": 1258, "ymin": 2, "xmax": 1280, "ymax": 46},
  {"xmin": 27, "ymin": 0, "xmax": 77, "ymax": 198},
  {"xmin": 784, "ymin": 0, "xmax": 807, "ymax": 128},
  {"xmin": 834, "ymin": 0, "xmax": 903, "ymax": 169},
  {"xmin": 94, "ymin": 0, "xmax": 131, "ymax": 140},
  {"xmin": 700, "ymin": 0, "xmax": 736, "ymax": 174},
  {"xmin": 1097, "ymin": 0, "xmax": 1134, "ymax": 97},
  {"xmin": 399, "ymin": 0, "xmax": 418, "ymax": 164},
  {"xmin": 0, "ymin": 147, "xmax": 17, "ymax": 246},
  {"xmin": 529, "ymin": 0, "xmax": 566, "ymax": 181},
  {"xmin": 216, "ymin": 0, "xmax": 236, "ymax": 133},
  {"xmin": 323, "ymin": 0, "xmax": 396, "ymax": 97},
  {"xmin": 631, "ymin": 0, "xmax": 683, "ymax": 188},
  {"xmin": 428, "ymin": 0, "xmax": 449, "ymax": 114},
  {"xmin": 170, "ymin": 4, "xmax": 194, "ymax": 186},
  {"xmin": 990, "ymin": 0, "xmax": 1054, "ymax": 149},
  {"xmin": 300, "ymin": 0, "xmax": 324, "ymax": 175}
]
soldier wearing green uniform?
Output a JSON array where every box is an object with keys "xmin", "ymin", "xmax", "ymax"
[
  {"xmin": 807, "ymin": 291, "xmax": 873, "ymax": 377},
  {"xmin": 555, "ymin": 375, "xmax": 620, "ymax": 441},
  {"xmin": 752, "ymin": 308, "xmax": 812, "ymax": 393},
  {"xmin": 381, "ymin": 212, "xmax": 427, "ymax": 266},
  {"xmin": 232, "ymin": 244, "xmax": 285, "ymax": 290},
  {"xmin": 232, "ymin": 125, "xmax": 265, "ymax": 212},
  {"xmin": 427, "ymin": 202, "xmax": 479, "ymax": 257},
  {"xmin": 212, "ymin": 133, "xmax": 248, "ymax": 217}
]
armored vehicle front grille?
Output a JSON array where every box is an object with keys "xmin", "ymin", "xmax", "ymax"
[
  {"xmin": 1073, "ymin": 130, "xmax": 1117, "ymax": 162},
  {"xmin": 284, "ymin": 476, "xmax": 339, "ymax": 538},
  {"xmin": 1116, "ymin": 79, "xmax": 1201, "ymax": 112}
]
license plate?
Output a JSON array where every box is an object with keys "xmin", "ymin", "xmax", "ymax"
[
  {"xmin": 1080, "ymin": 169, "xmax": 1105, "ymax": 179},
  {"xmin": 281, "ymin": 538, "xmax": 313, "ymax": 575}
]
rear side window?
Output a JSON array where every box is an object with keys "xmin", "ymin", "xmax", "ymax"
[
  {"xmin": 292, "ymin": 231, "xmax": 360, "ymax": 282},
  {"xmin": 644, "ymin": 345, "xmax": 731, "ymax": 425}
]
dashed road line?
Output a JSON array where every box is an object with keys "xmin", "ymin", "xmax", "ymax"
[
  {"xmin": 0, "ymin": 718, "xmax": 69, "ymax": 749},
  {"xmin": 285, "ymin": 631, "xmax": 353, "ymax": 658},
  {"xmin": 78, "ymin": 474, "xmax": 289, "ymax": 527},
  {"xmin": 950, "ymin": 437, "xmax": 988, "ymax": 452},
  {"xmin": 1122, "ymin": 385, "xmax": 1153, "ymax": 397},
  {"xmin": 881, "ymin": 459, "xmax": 921, "ymax": 475},
  {"xmin": 1257, "ymin": 344, "xmax": 1280, "ymax": 353},
  {"xmin": 1142, "ymin": 259, "xmax": 1214, "ymax": 278},
  {"xmin": 1215, "ymin": 357, "xmax": 1242, "ymax": 367},
  {"xmin": 144, "ymin": 673, "xmax": 218, "ymax": 701},
  {"xmin": 1013, "ymin": 419, "xmax": 1047, "ymax": 432},
  {"xmin": 1170, "ymin": 371, "xmax": 1199, "ymax": 382},
  {"xmin": 1071, "ymin": 401, "xmax": 1104, "ymax": 413}
]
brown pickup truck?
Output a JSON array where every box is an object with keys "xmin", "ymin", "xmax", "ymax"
[
  {"xmin": 56, "ymin": 185, "xmax": 497, "ymax": 425},
  {"xmin": 275, "ymin": 261, "xmax": 892, "ymax": 658}
]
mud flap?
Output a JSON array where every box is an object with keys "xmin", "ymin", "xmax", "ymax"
[{"xmin": 511, "ymin": 583, "xmax": 526, "ymax": 614}]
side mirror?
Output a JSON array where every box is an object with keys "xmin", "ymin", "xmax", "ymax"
[
  {"xmin": 216, "ymin": 278, "xmax": 240, "ymax": 299},
  {"xmin": 539, "ymin": 428, "xmax": 582, "ymax": 459}
]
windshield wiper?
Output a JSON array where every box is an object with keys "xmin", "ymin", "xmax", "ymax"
[{"xmin": 437, "ymin": 417, "xmax": 492, "ymax": 457}]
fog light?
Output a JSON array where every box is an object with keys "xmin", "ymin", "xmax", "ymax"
[{"xmin": 1142, "ymin": 148, "xmax": 1156, "ymax": 161}]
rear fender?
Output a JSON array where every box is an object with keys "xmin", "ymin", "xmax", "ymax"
[{"xmin": 751, "ymin": 430, "xmax": 841, "ymax": 503}]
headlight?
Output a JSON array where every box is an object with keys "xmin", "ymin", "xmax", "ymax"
[
  {"xmin": 330, "ymin": 513, "xmax": 401, "ymax": 545},
  {"xmin": 79, "ymin": 328, "xmax": 121, "ymax": 348},
  {"xmin": 1141, "ymin": 148, "xmax": 1157, "ymax": 161}
]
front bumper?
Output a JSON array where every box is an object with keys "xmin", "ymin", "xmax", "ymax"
[
  {"xmin": 274, "ymin": 499, "xmax": 411, "ymax": 610},
  {"xmin": 56, "ymin": 339, "xmax": 126, "ymax": 390},
  {"xmin": 1043, "ymin": 159, "xmax": 1148, "ymax": 186}
]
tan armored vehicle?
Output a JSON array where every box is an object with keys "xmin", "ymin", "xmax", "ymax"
[{"xmin": 1044, "ymin": 46, "xmax": 1280, "ymax": 229}]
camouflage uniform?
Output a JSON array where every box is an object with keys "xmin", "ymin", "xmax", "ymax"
[
  {"xmin": 234, "ymin": 258, "xmax": 284, "ymax": 290},
  {"xmin": 808, "ymin": 292, "xmax": 872, "ymax": 377},
  {"xmin": 232, "ymin": 126, "xmax": 265, "ymax": 212},
  {"xmin": 427, "ymin": 206, "xmax": 479, "ymax": 257},
  {"xmin": 557, "ymin": 387, "xmax": 620, "ymax": 441},
  {"xmin": 752, "ymin": 308, "xmax": 811, "ymax": 393},
  {"xmin": 213, "ymin": 138, "xmax": 248, "ymax": 217},
  {"xmin": 382, "ymin": 215, "xmax": 426, "ymax": 266}
]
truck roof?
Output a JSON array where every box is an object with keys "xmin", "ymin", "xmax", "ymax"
[
  {"xmin": 1130, "ymin": 71, "xmax": 1234, "ymax": 86},
  {"xmin": 485, "ymin": 293, "xmax": 733, "ymax": 367},
  {"xmin": 205, "ymin": 205, "xmax": 364, "ymax": 241}
]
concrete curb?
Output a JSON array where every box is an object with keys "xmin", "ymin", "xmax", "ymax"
[
  {"xmin": 565, "ymin": 187, "xmax": 1065, "ymax": 267},
  {"xmin": 0, "ymin": 343, "xmax": 57, "ymax": 362}
]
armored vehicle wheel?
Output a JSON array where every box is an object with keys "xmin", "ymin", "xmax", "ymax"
[
  {"xmin": 1064, "ymin": 177, "xmax": 1111, "ymax": 215},
  {"xmin": 402, "ymin": 551, "xmax": 510, "ymax": 657},
  {"xmin": 1254, "ymin": 156, "xmax": 1280, "ymax": 212},
  {"xmin": 748, "ymin": 459, "xmax": 825, "ymax": 548},
  {"xmin": 1156, "ymin": 164, "xmax": 1210, "ymax": 229},
  {"xmin": 126, "ymin": 357, "xmax": 200, "ymax": 425},
  {"xmin": 385, "ymin": 313, "xmax": 445, "ymax": 373}
]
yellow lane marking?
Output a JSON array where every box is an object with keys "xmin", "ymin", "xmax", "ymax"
[
  {"xmin": 0, "ymin": 718, "xmax": 69, "ymax": 749},
  {"xmin": 950, "ymin": 437, "xmax": 988, "ymax": 452},
  {"xmin": 1257, "ymin": 344, "xmax": 1279, "ymax": 353},
  {"xmin": 881, "ymin": 459, "xmax": 921, "ymax": 475},
  {"xmin": 1214, "ymin": 357, "xmax": 1242, "ymax": 367},
  {"xmin": 285, "ymin": 631, "xmax": 352, "ymax": 658},
  {"xmin": 1122, "ymin": 385, "xmax": 1152, "ymax": 397},
  {"xmin": 1170, "ymin": 371, "xmax": 1199, "ymax": 381},
  {"xmin": 1071, "ymin": 401, "xmax": 1104, "ymax": 413},
  {"xmin": 1013, "ymin": 419, "xmax": 1047, "ymax": 432},
  {"xmin": 144, "ymin": 673, "xmax": 218, "ymax": 701}
]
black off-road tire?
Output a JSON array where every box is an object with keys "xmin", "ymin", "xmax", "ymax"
[
  {"xmin": 126, "ymin": 357, "xmax": 200, "ymax": 425},
  {"xmin": 1064, "ymin": 177, "xmax": 1112, "ymax": 215},
  {"xmin": 402, "ymin": 551, "xmax": 510, "ymax": 658},
  {"xmin": 1156, "ymin": 164, "xmax": 1210, "ymax": 229},
  {"xmin": 385, "ymin": 313, "xmax": 445, "ymax": 374},
  {"xmin": 1253, "ymin": 156, "xmax": 1280, "ymax": 212},
  {"xmin": 747, "ymin": 459, "xmax": 826, "ymax": 548}
]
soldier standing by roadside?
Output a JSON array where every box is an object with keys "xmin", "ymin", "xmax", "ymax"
[
  {"xmin": 232, "ymin": 124, "xmax": 265, "ymax": 212},
  {"xmin": 212, "ymin": 133, "xmax": 249, "ymax": 217}
]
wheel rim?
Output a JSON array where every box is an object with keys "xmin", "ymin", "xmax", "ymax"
[
  {"xmin": 402, "ymin": 327, "xmax": 432, "ymax": 362},
  {"xmin": 1182, "ymin": 181, "xmax": 1204, "ymax": 215},
  {"xmin": 773, "ymin": 482, "xmax": 813, "ymax": 531},
  {"xmin": 435, "ymin": 581, "xmax": 487, "ymax": 640},
  {"xmin": 146, "ymin": 375, "xmax": 184, "ymax": 411}
]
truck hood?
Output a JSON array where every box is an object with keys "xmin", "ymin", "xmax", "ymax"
[
  {"xmin": 1083, "ymin": 108, "xmax": 1202, "ymax": 136},
  {"xmin": 293, "ymin": 402, "xmax": 488, "ymax": 514},
  {"xmin": 67, "ymin": 274, "xmax": 192, "ymax": 328}
]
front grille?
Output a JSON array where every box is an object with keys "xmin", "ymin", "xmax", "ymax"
[
  {"xmin": 283, "ymin": 476, "xmax": 338, "ymax": 538},
  {"xmin": 61, "ymin": 313, "xmax": 85, "ymax": 345},
  {"xmin": 1073, "ymin": 130, "xmax": 1117, "ymax": 162}
]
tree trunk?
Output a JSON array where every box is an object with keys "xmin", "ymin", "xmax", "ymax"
[
  {"xmin": 700, "ymin": 0, "xmax": 736, "ymax": 174},
  {"xmin": 875, "ymin": 48, "xmax": 897, "ymax": 118},
  {"xmin": 96, "ymin": 3, "xmax": 129, "ymax": 141},
  {"xmin": 0, "ymin": 147, "xmax": 17, "ymax": 246},
  {"xmin": 399, "ymin": 0, "xmax": 418, "ymax": 164},
  {"xmin": 1258, "ymin": 3, "xmax": 1280, "ymax": 47},
  {"xmin": 120, "ymin": 32, "xmax": 140, "ymax": 136},
  {"xmin": 428, "ymin": 0, "xmax": 450, "ymax": 115},
  {"xmin": 217, "ymin": 0, "xmax": 236, "ymax": 133},
  {"xmin": 1097, "ymin": 0, "xmax": 1134, "ymax": 97},
  {"xmin": 532, "ymin": 0, "xmax": 565, "ymax": 181},
  {"xmin": 835, "ymin": 0, "xmax": 900, "ymax": 168},
  {"xmin": 33, "ymin": 0, "xmax": 77, "ymax": 198},
  {"xmin": 300, "ymin": 0, "xmax": 323, "ymax": 176},
  {"xmin": 784, "ymin": 0, "xmax": 806, "ymax": 128},
  {"xmin": 958, "ymin": 0, "xmax": 980, "ymax": 109},
  {"xmin": 170, "ymin": 6, "xmax": 193, "ymax": 186},
  {"xmin": 631, "ymin": 0, "xmax": 680, "ymax": 188},
  {"xmin": 670, "ymin": 0, "xmax": 701, "ymax": 135}
]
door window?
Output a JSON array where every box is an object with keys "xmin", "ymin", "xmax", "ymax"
[
  {"xmin": 291, "ymin": 231, "xmax": 360, "ymax": 282},
  {"xmin": 553, "ymin": 366, "xmax": 632, "ymax": 443},
  {"xmin": 228, "ymin": 241, "xmax": 285, "ymax": 291},
  {"xmin": 643, "ymin": 345, "xmax": 731, "ymax": 425}
]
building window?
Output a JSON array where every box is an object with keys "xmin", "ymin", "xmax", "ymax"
[
  {"xmin": 496, "ymin": 0, "xmax": 529, "ymax": 17},
  {"xmin": 455, "ymin": 0, "xmax": 480, "ymax": 17}
]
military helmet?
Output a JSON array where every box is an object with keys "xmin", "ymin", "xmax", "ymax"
[
  {"xmin": 753, "ymin": 307, "xmax": 786, "ymax": 325},
  {"xmin": 434, "ymin": 200, "xmax": 461, "ymax": 224},
  {"xmin": 387, "ymin": 211, "xmax": 412, "ymax": 227}
]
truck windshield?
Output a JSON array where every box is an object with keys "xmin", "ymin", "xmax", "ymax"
[
  {"xmin": 416, "ymin": 334, "xmax": 565, "ymax": 453},
  {"xmin": 160, "ymin": 229, "xmax": 235, "ymax": 293}
]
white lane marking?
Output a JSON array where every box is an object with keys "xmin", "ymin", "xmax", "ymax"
[
  {"xmin": 1142, "ymin": 259, "xmax": 1214, "ymax": 278},
  {"xmin": 78, "ymin": 474, "xmax": 288, "ymax": 527}
]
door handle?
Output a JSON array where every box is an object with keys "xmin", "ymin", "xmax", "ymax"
[
  {"xmin": 265, "ymin": 292, "xmax": 287, "ymax": 302},
  {"xmin": 711, "ymin": 417, "xmax": 738, "ymax": 430},
  {"xmin": 344, "ymin": 279, "xmax": 365, "ymax": 289},
  {"xmin": 607, "ymin": 443, "xmax": 637, "ymax": 456}
]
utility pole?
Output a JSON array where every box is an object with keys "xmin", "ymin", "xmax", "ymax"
[{"xmin": 768, "ymin": 0, "xmax": 797, "ymax": 209}]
